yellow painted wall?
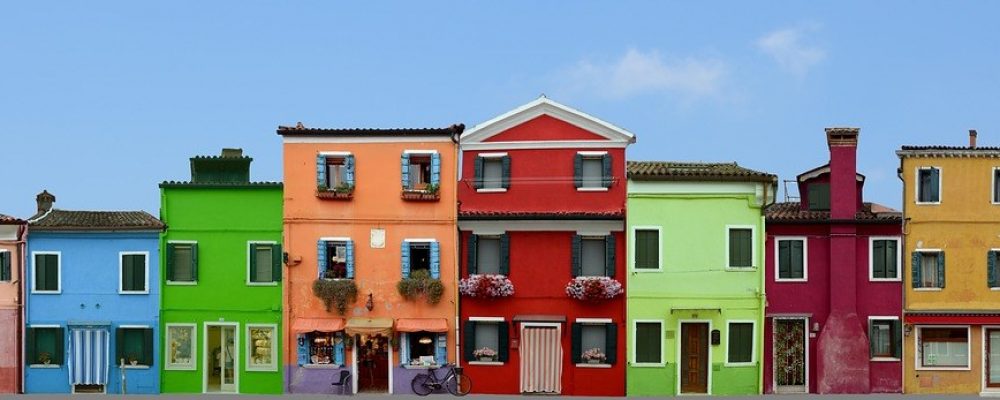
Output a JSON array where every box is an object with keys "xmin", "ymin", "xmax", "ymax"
[{"xmin": 903, "ymin": 326, "xmax": 983, "ymax": 394}]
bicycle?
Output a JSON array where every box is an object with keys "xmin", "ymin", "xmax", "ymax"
[{"xmin": 410, "ymin": 363, "xmax": 472, "ymax": 396}]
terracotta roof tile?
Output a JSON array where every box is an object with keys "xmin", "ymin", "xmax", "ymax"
[
  {"xmin": 0, "ymin": 213, "xmax": 25, "ymax": 224},
  {"xmin": 30, "ymin": 209, "xmax": 165, "ymax": 231},
  {"xmin": 277, "ymin": 123, "xmax": 465, "ymax": 137},
  {"xmin": 765, "ymin": 202, "xmax": 901, "ymax": 223},
  {"xmin": 627, "ymin": 161, "xmax": 776, "ymax": 182},
  {"xmin": 459, "ymin": 209, "xmax": 624, "ymax": 220}
]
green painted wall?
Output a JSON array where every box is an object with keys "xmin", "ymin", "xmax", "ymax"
[
  {"xmin": 159, "ymin": 186, "xmax": 283, "ymax": 394},
  {"xmin": 626, "ymin": 181, "xmax": 767, "ymax": 396}
]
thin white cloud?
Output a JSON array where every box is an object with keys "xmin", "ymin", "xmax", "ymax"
[
  {"xmin": 558, "ymin": 48, "xmax": 727, "ymax": 100},
  {"xmin": 756, "ymin": 26, "xmax": 826, "ymax": 77}
]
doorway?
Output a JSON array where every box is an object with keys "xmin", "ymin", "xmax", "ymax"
[
  {"xmin": 519, "ymin": 324, "xmax": 562, "ymax": 394},
  {"xmin": 680, "ymin": 322, "xmax": 709, "ymax": 394},
  {"xmin": 204, "ymin": 323, "xmax": 238, "ymax": 394},
  {"xmin": 357, "ymin": 334, "xmax": 389, "ymax": 393},
  {"xmin": 773, "ymin": 318, "xmax": 808, "ymax": 393}
]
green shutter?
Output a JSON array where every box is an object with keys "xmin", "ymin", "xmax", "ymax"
[
  {"xmin": 729, "ymin": 230, "xmax": 752, "ymax": 267},
  {"xmin": 635, "ymin": 231, "xmax": 649, "ymax": 269},
  {"xmin": 116, "ymin": 328, "xmax": 125, "ymax": 363},
  {"xmin": 602, "ymin": 154, "xmax": 613, "ymax": 188},
  {"xmin": 571, "ymin": 235, "xmax": 582, "ymax": 277},
  {"xmin": 990, "ymin": 251, "xmax": 998, "ymax": 288},
  {"xmin": 52, "ymin": 328, "xmax": 64, "ymax": 365},
  {"xmin": 873, "ymin": 241, "xmax": 886, "ymax": 278},
  {"xmin": 272, "ymin": 244, "xmax": 283, "ymax": 282},
  {"xmin": 473, "ymin": 156, "xmax": 484, "ymax": 189},
  {"xmin": 467, "ymin": 235, "xmax": 478, "ymax": 275},
  {"xmin": 791, "ymin": 240, "xmax": 804, "ymax": 279},
  {"xmin": 571, "ymin": 323, "xmax": 582, "ymax": 364},
  {"xmin": 463, "ymin": 321, "xmax": 475, "ymax": 362},
  {"xmin": 25, "ymin": 328, "xmax": 35, "ymax": 365},
  {"xmin": 142, "ymin": 328, "xmax": 154, "ymax": 366},
  {"xmin": 605, "ymin": 234, "xmax": 616, "ymax": 278},
  {"xmin": 911, "ymin": 252, "xmax": 922, "ymax": 288},
  {"xmin": 35, "ymin": 255, "xmax": 46, "ymax": 291},
  {"xmin": 123, "ymin": 255, "xmax": 134, "ymax": 291},
  {"xmin": 135, "ymin": 255, "xmax": 146, "ymax": 291},
  {"xmin": 498, "ymin": 321, "xmax": 510, "ymax": 362},
  {"xmin": 937, "ymin": 252, "xmax": 946, "ymax": 288},
  {"xmin": 573, "ymin": 154, "xmax": 583, "ymax": 188},
  {"xmin": 605, "ymin": 323, "xmax": 617, "ymax": 365},
  {"xmin": 885, "ymin": 240, "xmax": 897, "ymax": 278},
  {"xmin": 499, "ymin": 234, "xmax": 510, "ymax": 276},
  {"xmin": 0, "ymin": 252, "xmax": 10, "ymax": 281},
  {"xmin": 46, "ymin": 256, "xmax": 58, "ymax": 291},
  {"xmin": 807, "ymin": 183, "xmax": 830, "ymax": 211},
  {"xmin": 868, "ymin": 321, "xmax": 876, "ymax": 358},
  {"xmin": 190, "ymin": 243, "xmax": 199, "ymax": 281},
  {"xmin": 778, "ymin": 241, "xmax": 790, "ymax": 278},
  {"xmin": 249, "ymin": 244, "xmax": 258, "ymax": 282},
  {"xmin": 501, "ymin": 156, "xmax": 511, "ymax": 189},
  {"xmin": 891, "ymin": 320, "xmax": 902, "ymax": 359},
  {"xmin": 166, "ymin": 243, "xmax": 176, "ymax": 281}
]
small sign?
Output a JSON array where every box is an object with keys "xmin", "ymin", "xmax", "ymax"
[
  {"xmin": 370, "ymin": 228, "xmax": 386, "ymax": 248},
  {"xmin": 711, "ymin": 329, "xmax": 721, "ymax": 345}
]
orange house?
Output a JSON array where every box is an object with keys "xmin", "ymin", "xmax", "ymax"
[{"xmin": 278, "ymin": 124, "xmax": 463, "ymax": 395}]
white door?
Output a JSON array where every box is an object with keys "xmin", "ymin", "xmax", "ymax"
[{"xmin": 205, "ymin": 324, "xmax": 239, "ymax": 393}]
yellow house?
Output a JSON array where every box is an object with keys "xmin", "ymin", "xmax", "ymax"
[{"xmin": 898, "ymin": 131, "xmax": 1000, "ymax": 395}]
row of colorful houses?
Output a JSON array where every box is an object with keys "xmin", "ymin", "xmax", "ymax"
[{"xmin": 0, "ymin": 97, "xmax": 992, "ymax": 395}]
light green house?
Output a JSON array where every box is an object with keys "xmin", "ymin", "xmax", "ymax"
[
  {"xmin": 625, "ymin": 161, "xmax": 775, "ymax": 396},
  {"xmin": 159, "ymin": 149, "xmax": 284, "ymax": 394}
]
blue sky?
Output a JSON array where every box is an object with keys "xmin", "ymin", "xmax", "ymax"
[{"xmin": 2, "ymin": 1, "xmax": 998, "ymax": 217}]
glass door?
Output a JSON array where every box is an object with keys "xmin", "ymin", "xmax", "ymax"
[
  {"xmin": 206, "ymin": 324, "xmax": 238, "ymax": 394},
  {"xmin": 220, "ymin": 326, "xmax": 237, "ymax": 393},
  {"xmin": 988, "ymin": 329, "xmax": 1000, "ymax": 388}
]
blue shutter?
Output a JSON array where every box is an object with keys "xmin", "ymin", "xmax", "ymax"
[
  {"xmin": 334, "ymin": 334, "xmax": 346, "ymax": 366},
  {"xmin": 345, "ymin": 240, "xmax": 355, "ymax": 279},
  {"xmin": 316, "ymin": 154, "xmax": 326, "ymax": 188},
  {"xmin": 431, "ymin": 153, "xmax": 441, "ymax": 186},
  {"xmin": 317, "ymin": 240, "xmax": 328, "ymax": 279},
  {"xmin": 937, "ymin": 252, "xmax": 946, "ymax": 288},
  {"xmin": 297, "ymin": 334, "xmax": 309, "ymax": 366},
  {"xmin": 430, "ymin": 241, "xmax": 441, "ymax": 279},
  {"xmin": 400, "ymin": 333, "xmax": 410, "ymax": 366},
  {"xmin": 401, "ymin": 153, "xmax": 411, "ymax": 190},
  {"xmin": 434, "ymin": 333, "xmax": 447, "ymax": 365},
  {"xmin": 344, "ymin": 154, "xmax": 355, "ymax": 186},
  {"xmin": 401, "ymin": 241, "xmax": 411, "ymax": 278}
]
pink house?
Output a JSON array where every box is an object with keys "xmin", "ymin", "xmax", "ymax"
[
  {"xmin": 0, "ymin": 213, "xmax": 26, "ymax": 394},
  {"xmin": 763, "ymin": 128, "xmax": 902, "ymax": 393}
]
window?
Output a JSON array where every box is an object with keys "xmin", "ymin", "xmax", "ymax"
[
  {"xmin": 27, "ymin": 326, "xmax": 64, "ymax": 366},
  {"xmin": 403, "ymin": 331, "xmax": 445, "ymax": 367},
  {"xmin": 633, "ymin": 228, "xmax": 660, "ymax": 270},
  {"xmin": 727, "ymin": 322, "xmax": 754, "ymax": 364},
  {"xmin": 473, "ymin": 323, "xmax": 500, "ymax": 361},
  {"xmin": 116, "ymin": 327, "xmax": 153, "ymax": 367},
  {"xmin": 402, "ymin": 240, "xmax": 440, "ymax": 279},
  {"xmin": 464, "ymin": 320, "xmax": 509, "ymax": 363},
  {"xmin": 581, "ymin": 237, "xmax": 607, "ymax": 276},
  {"xmin": 401, "ymin": 152, "xmax": 440, "ymax": 192},
  {"xmin": 913, "ymin": 251, "xmax": 944, "ymax": 289},
  {"xmin": 248, "ymin": 242, "xmax": 281, "ymax": 284},
  {"xmin": 120, "ymin": 252, "xmax": 148, "ymax": 293},
  {"xmin": 409, "ymin": 156, "xmax": 431, "ymax": 190},
  {"xmin": 0, "ymin": 250, "xmax": 11, "ymax": 282},
  {"xmin": 298, "ymin": 331, "xmax": 346, "ymax": 366},
  {"xmin": 324, "ymin": 157, "xmax": 346, "ymax": 189},
  {"xmin": 919, "ymin": 327, "xmax": 969, "ymax": 368},
  {"xmin": 574, "ymin": 153, "xmax": 612, "ymax": 189},
  {"xmin": 807, "ymin": 183, "xmax": 830, "ymax": 211},
  {"xmin": 870, "ymin": 238, "xmax": 900, "ymax": 280},
  {"xmin": 573, "ymin": 322, "xmax": 615, "ymax": 365},
  {"xmin": 728, "ymin": 228, "xmax": 754, "ymax": 268},
  {"xmin": 869, "ymin": 319, "xmax": 901, "ymax": 359},
  {"xmin": 316, "ymin": 153, "xmax": 355, "ymax": 195},
  {"xmin": 994, "ymin": 168, "xmax": 1000, "ymax": 204},
  {"xmin": 319, "ymin": 240, "xmax": 353, "ymax": 279},
  {"xmin": 776, "ymin": 238, "xmax": 805, "ymax": 281},
  {"xmin": 633, "ymin": 321, "xmax": 662, "ymax": 365},
  {"xmin": 476, "ymin": 236, "xmax": 501, "ymax": 275},
  {"xmin": 989, "ymin": 250, "xmax": 1000, "ymax": 288},
  {"xmin": 32, "ymin": 252, "xmax": 60, "ymax": 293},
  {"xmin": 247, "ymin": 324, "xmax": 277, "ymax": 371},
  {"xmin": 164, "ymin": 324, "xmax": 196, "ymax": 370},
  {"xmin": 410, "ymin": 243, "xmax": 430, "ymax": 273},
  {"xmin": 166, "ymin": 242, "xmax": 198, "ymax": 283},
  {"xmin": 917, "ymin": 167, "xmax": 941, "ymax": 203}
]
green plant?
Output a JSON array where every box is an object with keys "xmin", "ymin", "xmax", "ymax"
[
  {"xmin": 317, "ymin": 183, "xmax": 329, "ymax": 192},
  {"xmin": 38, "ymin": 351, "xmax": 52, "ymax": 364},
  {"xmin": 333, "ymin": 182, "xmax": 354, "ymax": 194},
  {"xmin": 424, "ymin": 183, "xmax": 440, "ymax": 195},
  {"xmin": 397, "ymin": 269, "xmax": 445, "ymax": 304},
  {"xmin": 312, "ymin": 279, "xmax": 359, "ymax": 315}
]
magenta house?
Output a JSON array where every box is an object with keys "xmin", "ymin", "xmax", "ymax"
[{"xmin": 763, "ymin": 128, "xmax": 902, "ymax": 394}]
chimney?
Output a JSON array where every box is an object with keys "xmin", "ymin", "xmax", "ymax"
[
  {"xmin": 221, "ymin": 148, "xmax": 243, "ymax": 158},
  {"xmin": 826, "ymin": 127, "xmax": 860, "ymax": 219},
  {"xmin": 36, "ymin": 190, "xmax": 55, "ymax": 214},
  {"xmin": 970, "ymin": 130, "xmax": 978, "ymax": 148}
]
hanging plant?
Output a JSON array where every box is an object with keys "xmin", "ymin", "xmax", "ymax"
[
  {"xmin": 459, "ymin": 274, "xmax": 514, "ymax": 298},
  {"xmin": 565, "ymin": 277, "xmax": 623, "ymax": 301},
  {"xmin": 312, "ymin": 279, "xmax": 359, "ymax": 315},
  {"xmin": 397, "ymin": 269, "xmax": 445, "ymax": 304}
]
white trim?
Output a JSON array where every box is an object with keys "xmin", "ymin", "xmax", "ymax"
[
  {"xmin": 476, "ymin": 188, "xmax": 508, "ymax": 193},
  {"xmin": 577, "ymin": 151, "xmax": 609, "ymax": 156},
  {"xmin": 869, "ymin": 236, "xmax": 902, "ymax": 281},
  {"xmin": 914, "ymin": 166, "xmax": 942, "ymax": 205},
  {"xmin": 245, "ymin": 323, "xmax": 279, "ymax": 372},
  {"xmin": 630, "ymin": 319, "xmax": 665, "ymax": 367},
  {"xmin": 30, "ymin": 251, "xmax": 61, "ymax": 294},
  {"xmin": 118, "ymin": 324, "xmax": 151, "ymax": 329},
  {"xmin": 203, "ymin": 322, "xmax": 240, "ymax": 393},
  {"xmin": 915, "ymin": 325, "xmax": 971, "ymax": 371},
  {"xmin": 468, "ymin": 361, "xmax": 504, "ymax": 366},
  {"xmin": 982, "ymin": 325, "xmax": 1000, "ymax": 392},
  {"xmin": 118, "ymin": 251, "xmax": 150, "ymax": 294},
  {"xmin": 319, "ymin": 151, "xmax": 352, "ymax": 157},
  {"xmin": 284, "ymin": 136, "xmax": 453, "ymax": 144},
  {"xmin": 461, "ymin": 97, "xmax": 635, "ymax": 144},
  {"xmin": 28, "ymin": 324, "xmax": 61, "ymax": 328},
  {"xmin": 388, "ymin": 335, "xmax": 394, "ymax": 394},
  {"xmin": 403, "ymin": 149, "xmax": 438, "ymax": 155},
  {"xmin": 469, "ymin": 317, "xmax": 505, "ymax": 322},
  {"xmin": 772, "ymin": 316, "xmax": 809, "ymax": 393},
  {"xmin": 630, "ymin": 226, "xmax": 663, "ymax": 272},
  {"xmin": 478, "ymin": 152, "xmax": 508, "ymax": 158},
  {"xmin": 351, "ymin": 339, "xmax": 358, "ymax": 394},
  {"xmin": 319, "ymin": 236, "xmax": 352, "ymax": 242},
  {"xmin": 403, "ymin": 238, "xmax": 438, "ymax": 243},
  {"xmin": 460, "ymin": 220, "xmax": 623, "ymax": 233},
  {"xmin": 773, "ymin": 236, "xmax": 808, "ymax": 282},
  {"xmin": 724, "ymin": 320, "xmax": 757, "ymax": 367},
  {"xmin": 520, "ymin": 322, "xmax": 562, "ymax": 328},
  {"xmin": 246, "ymin": 241, "xmax": 279, "ymax": 286},
  {"xmin": 576, "ymin": 318, "xmax": 612, "ymax": 324},
  {"xmin": 866, "ymin": 316, "xmax": 901, "ymax": 361},
  {"xmin": 462, "ymin": 141, "xmax": 628, "ymax": 151},
  {"xmin": 725, "ymin": 225, "xmax": 757, "ymax": 270},
  {"xmin": 575, "ymin": 363, "xmax": 612, "ymax": 368},
  {"xmin": 576, "ymin": 187, "xmax": 609, "ymax": 192},
  {"xmin": 166, "ymin": 241, "xmax": 198, "ymax": 285},
  {"xmin": 676, "ymin": 320, "xmax": 713, "ymax": 395}
]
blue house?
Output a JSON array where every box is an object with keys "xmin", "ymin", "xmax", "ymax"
[{"xmin": 24, "ymin": 191, "xmax": 164, "ymax": 394}]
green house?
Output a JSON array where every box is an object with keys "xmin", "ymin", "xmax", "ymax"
[
  {"xmin": 159, "ymin": 148, "xmax": 283, "ymax": 394},
  {"xmin": 625, "ymin": 161, "xmax": 775, "ymax": 396}
]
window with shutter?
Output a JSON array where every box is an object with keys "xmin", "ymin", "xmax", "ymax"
[
  {"xmin": 408, "ymin": 242, "xmax": 431, "ymax": 275},
  {"xmin": 249, "ymin": 243, "xmax": 276, "ymax": 284},
  {"xmin": 482, "ymin": 159, "xmax": 503, "ymax": 189},
  {"xmin": 120, "ymin": 253, "xmax": 147, "ymax": 293},
  {"xmin": 994, "ymin": 168, "xmax": 1000, "ymax": 204},
  {"xmin": 917, "ymin": 167, "xmax": 941, "ymax": 203},
  {"xmin": 578, "ymin": 323, "xmax": 609, "ymax": 365},
  {"xmin": 990, "ymin": 251, "xmax": 1000, "ymax": 288},
  {"xmin": 580, "ymin": 157, "xmax": 604, "ymax": 188},
  {"xmin": 807, "ymin": 183, "xmax": 831, "ymax": 211},
  {"xmin": 0, "ymin": 251, "xmax": 11, "ymax": 282},
  {"xmin": 581, "ymin": 237, "xmax": 607, "ymax": 276},
  {"xmin": 871, "ymin": 239, "xmax": 900, "ymax": 280},
  {"xmin": 33, "ymin": 253, "xmax": 60, "ymax": 292},
  {"xmin": 29, "ymin": 326, "xmax": 63, "ymax": 366},
  {"xmin": 168, "ymin": 243, "xmax": 197, "ymax": 283},
  {"xmin": 117, "ymin": 327, "xmax": 152, "ymax": 366},
  {"xmin": 322, "ymin": 241, "xmax": 351, "ymax": 279},
  {"xmin": 403, "ymin": 153, "xmax": 433, "ymax": 191},
  {"xmin": 728, "ymin": 228, "xmax": 754, "ymax": 268},
  {"xmin": 726, "ymin": 322, "xmax": 754, "ymax": 364},
  {"xmin": 633, "ymin": 321, "xmax": 662, "ymax": 364},
  {"xmin": 776, "ymin": 238, "xmax": 805, "ymax": 280},
  {"xmin": 917, "ymin": 251, "xmax": 943, "ymax": 288},
  {"xmin": 634, "ymin": 229, "xmax": 660, "ymax": 270},
  {"xmin": 471, "ymin": 322, "xmax": 500, "ymax": 362},
  {"xmin": 476, "ymin": 236, "xmax": 501, "ymax": 275}
]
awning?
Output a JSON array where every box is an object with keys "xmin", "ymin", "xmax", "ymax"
[
  {"xmin": 905, "ymin": 312, "xmax": 1000, "ymax": 325},
  {"xmin": 513, "ymin": 315, "xmax": 566, "ymax": 323},
  {"xmin": 345, "ymin": 317, "xmax": 394, "ymax": 336},
  {"xmin": 292, "ymin": 318, "xmax": 345, "ymax": 333},
  {"xmin": 396, "ymin": 318, "xmax": 448, "ymax": 333}
]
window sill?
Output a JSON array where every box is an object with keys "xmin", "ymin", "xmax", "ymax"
[
  {"xmin": 119, "ymin": 291, "xmax": 149, "ymax": 295},
  {"xmin": 576, "ymin": 187, "xmax": 609, "ymax": 192},
  {"xmin": 247, "ymin": 366, "xmax": 278, "ymax": 372},
  {"xmin": 725, "ymin": 267, "xmax": 756, "ymax": 272},
  {"xmin": 775, "ymin": 279, "xmax": 807, "ymax": 283},
  {"xmin": 476, "ymin": 188, "xmax": 507, "ymax": 193},
  {"xmin": 916, "ymin": 366, "xmax": 970, "ymax": 371},
  {"xmin": 302, "ymin": 363, "xmax": 343, "ymax": 369},
  {"xmin": 991, "ymin": 287, "xmax": 1000, "ymax": 291},
  {"xmin": 914, "ymin": 202, "xmax": 941, "ymax": 206},
  {"xmin": 631, "ymin": 268, "xmax": 662, "ymax": 273},
  {"xmin": 467, "ymin": 361, "xmax": 504, "ymax": 366},
  {"xmin": 401, "ymin": 191, "xmax": 440, "ymax": 201},
  {"xmin": 31, "ymin": 291, "xmax": 61, "ymax": 294},
  {"xmin": 630, "ymin": 362, "xmax": 665, "ymax": 368},
  {"xmin": 164, "ymin": 365, "xmax": 196, "ymax": 371},
  {"xmin": 316, "ymin": 191, "xmax": 354, "ymax": 200},
  {"xmin": 575, "ymin": 363, "xmax": 611, "ymax": 368},
  {"xmin": 247, "ymin": 282, "xmax": 279, "ymax": 287},
  {"xmin": 724, "ymin": 362, "xmax": 756, "ymax": 368},
  {"xmin": 870, "ymin": 278, "xmax": 902, "ymax": 282},
  {"xmin": 121, "ymin": 365, "xmax": 150, "ymax": 369},
  {"xmin": 403, "ymin": 364, "xmax": 442, "ymax": 370},
  {"xmin": 29, "ymin": 364, "xmax": 60, "ymax": 369},
  {"xmin": 870, "ymin": 357, "xmax": 901, "ymax": 362},
  {"xmin": 166, "ymin": 281, "xmax": 198, "ymax": 286},
  {"xmin": 914, "ymin": 288, "xmax": 943, "ymax": 292}
]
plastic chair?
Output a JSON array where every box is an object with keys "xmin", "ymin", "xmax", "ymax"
[{"xmin": 331, "ymin": 370, "xmax": 352, "ymax": 395}]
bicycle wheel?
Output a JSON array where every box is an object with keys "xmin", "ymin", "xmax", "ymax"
[
  {"xmin": 445, "ymin": 372, "xmax": 472, "ymax": 396},
  {"xmin": 411, "ymin": 373, "xmax": 433, "ymax": 396}
]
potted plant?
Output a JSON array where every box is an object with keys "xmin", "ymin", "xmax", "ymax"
[
  {"xmin": 581, "ymin": 348, "xmax": 606, "ymax": 364},
  {"xmin": 38, "ymin": 352, "xmax": 51, "ymax": 365},
  {"xmin": 127, "ymin": 354, "xmax": 139, "ymax": 366},
  {"xmin": 565, "ymin": 276, "xmax": 624, "ymax": 301},
  {"xmin": 312, "ymin": 278, "xmax": 359, "ymax": 315},
  {"xmin": 333, "ymin": 182, "xmax": 354, "ymax": 194},
  {"xmin": 473, "ymin": 347, "xmax": 498, "ymax": 362},
  {"xmin": 459, "ymin": 274, "xmax": 515, "ymax": 299},
  {"xmin": 397, "ymin": 269, "xmax": 445, "ymax": 304}
]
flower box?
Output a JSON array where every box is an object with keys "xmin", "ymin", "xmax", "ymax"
[
  {"xmin": 401, "ymin": 190, "xmax": 440, "ymax": 201},
  {"xmin": 459, "ymin": 274, "xmax": 514, "ymax": 299},
  {"xmin": 316, "ymin": 191, "xmax": 353, "ymax": 200},
  {"xmin": 565, "ymin": 277, "xmax": 623, "ymax": 301}
]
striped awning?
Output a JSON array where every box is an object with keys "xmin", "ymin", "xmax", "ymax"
[
  {"xmin": 519, "ymin": 327, "xmax": 562, "ymax": 394},
  {"xmin": 69, "ymin": 328, "xmax": 110, "ymax": 385}
]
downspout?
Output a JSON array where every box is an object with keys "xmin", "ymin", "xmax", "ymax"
[
  {"xmin": 452, "ymin": 128, "xmax": 462, "ymax": 368},
  {"xmin": 17, "ymin": 223, "xmax": 26, "ymax": 394},
  {"xmin": 758, "ymin": 180, "xmax": 776, "ymax": 394},
  {"xmin": 896, "ymin": 157, "xmax": 906, "ymax": 392}
]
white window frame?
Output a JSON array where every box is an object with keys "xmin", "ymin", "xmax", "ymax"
[
  {"xmin": 477, "ymin": 152, "xmax": 508, "ymax": 193},
  {"xmin": 246, "ymin": 323, "xmax": 279, "ymax": 372},
  {"xmin": 992, "ymin": 167, "xmax": 1000, "ymax": 205},
  {"xmin": 27, "ymin": 324, "xmax": 62, "ymax": 367},
  {"xmin": 630, "ymin": 226, "xmax": 662, "ymax": 272},
  {"xmin": 725, "ymin": 225, "xmax": 757, "ymax": 270},
  {"xmin": 246, "ymin": 241, "xmax": 279, "ymax": 286},
  {"xmin": 913, "ymin": 248, "xmax": 944, "ymax": 291},
  {"xmin": 915, "ymin": 166, "xmax": 942, "ymax": 205},
  {"xmin": 118, "ymin": 251, "xmax": 150, "ymax": 294},
  {"xmin": 915, "ymin": 325, "xmax": 971, "ymax": 371},
  {"xmin": 30, "ymin": 251, "xmax": 61, "ymax": 294},
  {"xmin": 166, "ymin": 240, "xmax": 198, "ymax": 286},
  {"xmin": 774, "ymin": 236, "xmax": 808, "ymax": 282},
  {"xmin": 0, "ymin": 249, "xmax": 11, "ymax": 282},
  {"xmin": 867, "ymin": 316, "xmax": 901, "ymax": 362},
  {"xmin": 869, "ymin": 237, "xmax": 902, "ymax": 282},
  {"xmin": 631, "ymin": 319, "xmax": 665, "ymax": 367},
  {"xmin": 576, "ymin": 151, "xmax": 609, "ymax": 192},
  {"xmin": 725, "ymin": 320, "xmax": 757, "ymax": 367},
  {"xmin": 164, "ymin": 323, "xmax": 197, "ymax": 370}
]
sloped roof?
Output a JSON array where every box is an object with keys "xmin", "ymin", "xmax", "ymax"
[
  {"xmin": 765, "ymin": 202, "xmax": 902, "ymax": 223},
  {"xmin": 461, "ymin": 97, "xmax": 635, "ymax": 145},
  {"xmin": 0, "ymin": 213, "xmax": 25, "ymax": 225},
  {"xmin": 458, "ymin": 209, "xmax": 624, "ymax": 220},
  {"xmin": 627, "ymin": 161, "xmax": 776, "ymax": 183},
  {"xmin": 30, "ymin": 209, "xmax": 165, "ymax": 231},
  {"xmin": 897, "ymin": 145, "xmax": 1000, "ymax": 157},
  {"xmin": 277, "ymin": 124, "xmax": 465, "ymax": 137}
]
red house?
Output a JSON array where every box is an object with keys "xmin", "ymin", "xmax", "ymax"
[
  {"xmin": 457, "ymin": 97, "xmax": 634, "ymax": 395},
  {"xmin": 763, "ymin": 128, "xmax": 902, "ymax": 394}
]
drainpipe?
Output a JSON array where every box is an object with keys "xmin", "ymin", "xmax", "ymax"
[
  {"xmin": 453, "ymin": 128, "xmax": 463, "ymax": 368},
  {"xmin": 16, "ymin": 223, "xmax": 26, "ymax": 394},
  {"xmin": 896, "ymin": 156, "xmax": 907, "ymax": 392},
  {"xmin": 759, "ymin": 180, "xmax": 776, "ymax": 394}
]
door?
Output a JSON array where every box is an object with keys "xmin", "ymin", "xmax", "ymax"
[
  {"xmin": 987, "ymin": 328, "xmax": 1000, "ymax": 388},
  {"xmin": 205, "ymin": 324, "xmax": 238, "ymax": 393},
  {"xmin": 519, "ymin": 326, "xmax": 562, "ymax": 394},
  {"xmin": 680, "ymin": 323, "xmax": 709, "ymax": 394},
  {"xmin": 357, "ymin": 334, "xmax": 389, "ymax": 393},
  {"xmin": 773, "ymin": 318, "xmax": 807, "ymax": 393}
]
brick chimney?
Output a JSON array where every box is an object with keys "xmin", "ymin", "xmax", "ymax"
[
  {"xmin": 826, "ymin": 127, "xmax": 859, "ymax": 220},
  {"xmin": 36, "ymin": 190, "xmax": 55, "ymax": 214},
  {"xmin": 970, "ymin": 130, "xmax": 978, "ymax": 148}
]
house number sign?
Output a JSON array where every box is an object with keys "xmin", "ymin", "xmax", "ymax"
[{"xmin": 370, "ymin": 228, "xmax": 386, "ymax": 248}]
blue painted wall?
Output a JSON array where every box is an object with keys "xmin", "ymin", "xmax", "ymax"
[{"xmin": 25, "ymin": 231, "xmax": 160, "ymax": 394}]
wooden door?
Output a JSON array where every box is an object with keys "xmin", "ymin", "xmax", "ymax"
[
  {"xmin": 357, "ymin": 335, "xmax": 389, "ymax": 393},
  {"xmin": 680, "ymin": 323, "xmax": 709, "ymax": 394}
]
